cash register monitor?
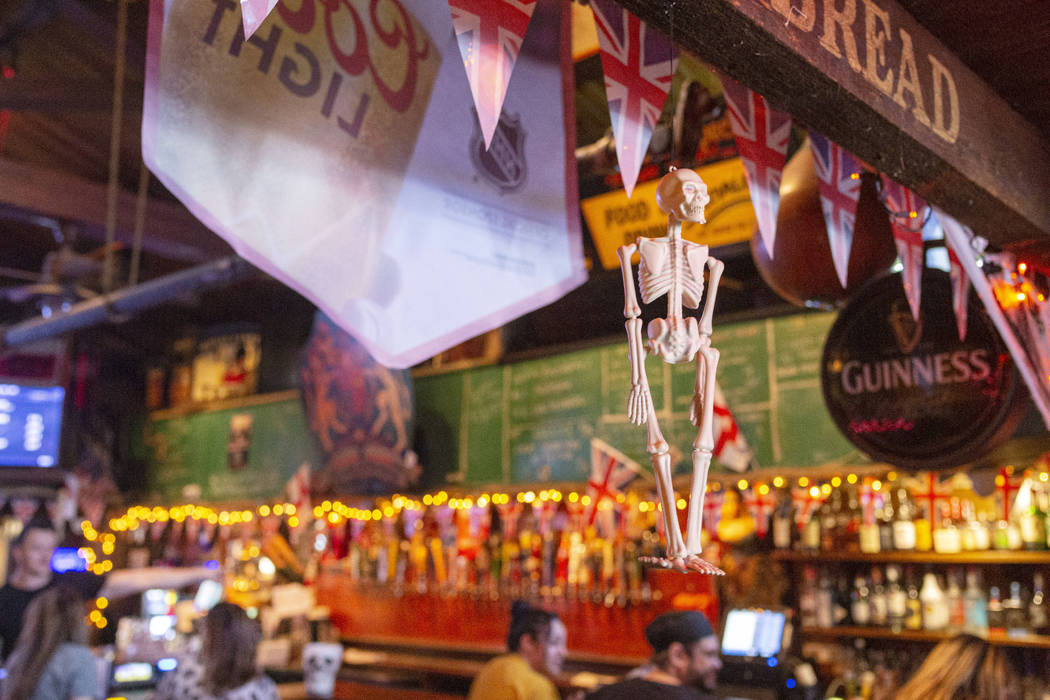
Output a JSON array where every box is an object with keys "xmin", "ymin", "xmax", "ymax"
[{"xmin": 721, "ymin": 608, "xmax": 787, "ymax": 659}]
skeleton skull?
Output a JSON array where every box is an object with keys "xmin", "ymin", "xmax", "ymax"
[{"xmin": 656, "ymin": 168, "xmax": 709, "ymax": 223}]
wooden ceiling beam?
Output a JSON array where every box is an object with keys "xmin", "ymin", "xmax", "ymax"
[
  {"xmin": 0, "ymin": 157, "xmax": 229, "ymax": 263},
  {"xmin": 616, "ymin": 0, "xmax": 1050, "ymax": 248}
]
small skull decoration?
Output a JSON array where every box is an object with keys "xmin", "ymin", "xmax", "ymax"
[{"xmin": 656, "ymin": 167, "xmax": 710, "ymax": 224}]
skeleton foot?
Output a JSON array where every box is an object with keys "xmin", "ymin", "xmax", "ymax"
[{"xmin": 638, "ymin": 553, "xmax": 724, "ymax": 576}]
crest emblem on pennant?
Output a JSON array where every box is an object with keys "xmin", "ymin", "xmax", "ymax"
[{"xmin": 470, "ymin": 110, "xmax": 528, "ymax": 193}]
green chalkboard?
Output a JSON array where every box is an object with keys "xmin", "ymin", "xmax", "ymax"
[
  {"xmin": 414, "ymin": 311, "xmax": 864, "ymax": 486},
  {"xmin": 143, "ymin": 392, "xmax": 322, "ymax": 502}
]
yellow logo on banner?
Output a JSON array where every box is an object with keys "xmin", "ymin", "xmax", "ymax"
[{"xmin": 581, "ymin": 157, "xmax": 757, "ymax": 270}]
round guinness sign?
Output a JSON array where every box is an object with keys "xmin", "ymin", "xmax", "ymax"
[{"xmin": 821, "ymin": 269, "xmax": 1028, "ymax": 469}]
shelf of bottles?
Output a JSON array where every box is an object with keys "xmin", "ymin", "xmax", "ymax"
[
  {"xmin": 799, "ymin": 626, "xmax": 1050, "ymax": 649},
  {"xmin": 774, "ymin": 550, "xmax": 1050, "ymax": 565}
]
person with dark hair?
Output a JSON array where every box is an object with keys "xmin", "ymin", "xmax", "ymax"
[
  {"xmin": 0, "ymin": 585, "xmax": 98, "ymax": 700},
  {"xmin": 0, "ymin": 519, "xmax": 218, "ymax": 661},
  {"xmin": 587, "ymin": 610, "xmax": 721, "ymax": 699},
  {"xmin": 894, "ymin": 633, "xmax": 1020, "ymax": 700},
  {"xmin": 468, "ymin": 600, "xmax": 568, "ymax": 700},
  {"xmin": 152, "ymin": 602, "xmax": 279, "ymax": 700}
]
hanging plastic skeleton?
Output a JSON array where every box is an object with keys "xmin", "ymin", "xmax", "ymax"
[{"xmin": 617, "ymin": 167, "xmax": 725, "ymax": 575}]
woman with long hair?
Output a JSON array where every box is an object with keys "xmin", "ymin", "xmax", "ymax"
[
  {"xmin": 1, "ymin": 585, "xmax": 98, "ymax": 700},
  {"xmin": 895, "ymin": 633, "xmax": 1020, "ymax": 700},
  {"xmin": 153, "ymin": 601, "xmax": 279, "ymax": 700}
]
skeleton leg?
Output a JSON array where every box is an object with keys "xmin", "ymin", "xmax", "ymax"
[
  {"xmin": 644, "ymin": 410, "xmax": 690, "ymax": 572},
  {"xmin": 682, "ymin": 342, "xmax": 722, "ymax": 575}
]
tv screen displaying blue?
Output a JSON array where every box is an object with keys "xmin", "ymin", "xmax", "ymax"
[{"xmin": 0, "ymin": 384, "xmax": 64, "ymax": 467}]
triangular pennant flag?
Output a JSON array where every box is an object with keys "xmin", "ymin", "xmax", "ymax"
[
  {"xmin": 719, "ymin": 74, "xmax": 791, "ymax": 257},
  {"xmin": 449, "ymin": 0, "xmax": 537, "ymax": 150},
  {"xmin": 935, "ymin": 209, "xmax": 972, "ymax": 341},
  {"xmin": 590, "ymin": 0, "xmax": 677, "ymax": 197},
  {"xmin": 702, "ymin": 489, "xmax": 724, "ymax": 533},
  {"xmin": 712, "ymin": 382, "xmax": 755, "ymax": 472},
  {"xmin": 240, "ymin": 0, "xmax": 279, "ymax": 40},
  {"xmin": 585, "ymin": 437, "xmax": 643, "ymax": 526},
  {"xmin": 808, "ymin": 132, "xmax": 864, "ymax": 288},
  {"xmin": 743, "ymin": 487, "xmax": 775, "ymax": 538},
  {"xmin": 879, "ymin": 176, "xmax": 927, "ymax": 321}
]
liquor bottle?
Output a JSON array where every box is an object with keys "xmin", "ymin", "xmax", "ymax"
[
  {"xmin": 772, "ymin": 487, "xmax": 795, "ymax": 550},
  {"xmin": 821, "ymin": 488, "xmax": 843, "ymax": 552},
  {"xmin": 933, "ymin": 501, "xmax": 962, "ymax": 554},
  {"xmin": 834, "ymin": 575, "xmax": 853, "ymax": 626},
  {"xmin": 802, "ymin": 501, "xmax": 822, "ymax": 552},
  {"xmin": 1004, "ymin": 581, "xmax": 1028, "ymax": 637},
  {"xmin": 920, "ymin": 572, "xmax": 949, "ymax": 631},
  {"xmin": 1019, "ymin": 482, "xmax": 1047, "ymax": 551},
  {"xmin": 816, "ymin": 571, "xmax": 834, "ymax": 628},
  {"xmin": 876, "ymin": 495, "xmax": 895, "ymax": 552},
  {"xmin": 946, "ymin": 570, "xmax": 966, "ymax": 631},
  {"xmin": 869, "ymin": 566, "xmax": 888, "ymax": 627},
  {"xmin": 859, "ymin": 487, "xmax": 880, "ymax": 554},
  {"xmin": 914, "ymin": 502, "xmax": 933, "ymax": 553},
  {"xmin": 800, "ymin": 565, "xmax": 819, "ymax": 627},
  {"xmin": 851, "ymin": 576, "xmax": 872, "ymax": 626},
  {"xmin": 1029, "ymin": 573, "xmax": 1048, "ymax": 634},
  {"xmin": 987, "ymin": 586, "xmax": 1006, "ymax": 634},
  {"xmin": 904, "ymin": 569, "xmax": 923, "ymax": 631},
  {"xmin": 892, "ymin": 487, "xmax": 917, "ymax": 551},
  {"xmin": 842, "ymin": 484, "xmax": 862, "ymax": 551},
  {"xmin": 886, "ymin": 565, "xmax": 907, "ymax": 633},
  {"xmin": 963, "ymin": 568, "xmax": 988, "ymax": 633}
]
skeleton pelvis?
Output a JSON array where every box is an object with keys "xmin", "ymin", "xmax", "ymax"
[{"xmin": 647, "ymin": 317, "xmax": 701, "ymax": 364}]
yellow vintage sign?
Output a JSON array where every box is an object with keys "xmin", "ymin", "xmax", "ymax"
[{"xmin": 581, "ymin": 157, "xmax": 757, "ymax": 270}]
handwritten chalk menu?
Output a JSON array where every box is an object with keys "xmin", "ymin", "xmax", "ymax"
[
  {"xmin": 0, "ymin": 384, "xmax": 65, "ymax": 467},
  {"xmin": 414, "ymin": 312, "xmax": 862, "ymax": 485}
]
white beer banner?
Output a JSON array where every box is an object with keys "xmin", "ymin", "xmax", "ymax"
[{"xmin": 144, "ymin": 0, "xmax": 585, "ymax": 368}]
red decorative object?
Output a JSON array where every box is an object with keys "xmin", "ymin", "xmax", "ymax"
[
  {"xmin": 997, "ymin": 467, "xmax": 1022, "ymax": 520},
  {"xmin": 743, "ymin": 489, "xmax": 775, "ymax": 538},
  {"xmin": 912, "ymin": 472, "xmax": 949, "ymax": 525}
]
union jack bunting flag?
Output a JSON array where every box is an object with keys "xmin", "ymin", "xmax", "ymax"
[
  {"xmin": 285, "ymin": 462, "xmax": 313, "ymax": 539},
  {"xmin": 879, "ymin": 175, "xmax": 928, "ymax": 321},
  {"xmin": 935, "ymin": 209, "xmax": 972, "ymax": 341},
  {"xmin": 713, "ymin": 382, "xmax": 754, "ymax": 473},
  {"xmin": 743, "ymin": 488, "xmax": 775, "ymax": 538},
  {"xmin": 240, "ymin": 0, "xmax": 279, "ymax": 40},
  {"xmin": 720, "ymin": 75, "xmax": 791, "ymax": 258},
  {"xmin": 702, "ymin": 489, "xmax": 724, "ymax": 533},
  {"xmin": 590, "ymin": 0, "xmax": 677, "ymax": 198},
  {"xmin": 449, "ymin": 0, "xmax": 537, "ymax": 149},
  {"xmin": 585, "ymin": 437, "xmax": 642, "ymax": 526},
  {"xmin": 808, "ymin": 132, "xmax": 864, "ymax": 289}
]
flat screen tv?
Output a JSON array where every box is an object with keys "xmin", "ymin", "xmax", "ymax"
[{"xmin": 0, "ymin": 383, "xmax": 64, "ymax": 467}]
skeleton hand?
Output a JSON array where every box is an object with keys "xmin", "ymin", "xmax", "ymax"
[{"xmin": 627, "ymin": 383, "xmax": 651, "ymax": 425}]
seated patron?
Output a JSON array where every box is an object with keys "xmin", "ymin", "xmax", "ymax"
[
  {"xmin": 894, "ymin": 633, "xmax": 1020, "ymax": 700},
  {"xmin": 1, "ymin": 585, "xmax": 98, "ymax": 700},
  {"xmin": 587, "ymin": 610, "xmax": 721, "ymax": 699},
  {"xmin": 469, "ymin": 600, "xmax": 568, "ymax": 700},
  {"xmin": 152, "ymin": 602, "xmax": 280, "ymax": 700}
]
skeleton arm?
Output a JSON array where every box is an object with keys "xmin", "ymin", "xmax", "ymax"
[
  {"xmin": 699, "ymin": 256, "xmax": 725, "ymax": 337},
  {"xmin": 618, "ymin": 243, "xmax": 651, "ymax": 425}
]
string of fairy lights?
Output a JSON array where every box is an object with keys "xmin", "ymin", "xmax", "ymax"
[{"xmin": 77, "ymin": 465, "xmax": 1048, "ymax": 630}]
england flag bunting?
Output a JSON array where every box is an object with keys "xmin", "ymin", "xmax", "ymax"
[
  {"xmin": 808, "ymin": 132, "xmax": 864, "ymax": 289},
  {"xmin": 719, "ymin": 74, "xmax": 791, "ymax": 258},
  {"xmin": 590, "ymin": 0, "xmax": 677, "ymax": 198},
  {"xmin": 935, "ymin": 210, "xmax": 972, "ymax": 341},
  {"xmin": 285, "ymin": 463, "xmax": 313, "ymax": 534},
  {"xmin": 449, "ymin": 0, "xmax": 537, "ymax": 149},
  {"xmin": 585, "ymin": 437, "xmax": 642, "ymax": 526},
  {"xmin": 713, "ymin": 382, "xmax": 754, "ymax": 472},
  {"xmin": 239, "ymin": 0, "xmax": 278, "ymax": 40},
  {"xmin": 879, "ymin": 175, "xmax": 928, "ymax": 321}
]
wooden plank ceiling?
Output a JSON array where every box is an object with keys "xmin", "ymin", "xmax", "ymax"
[{"xmin": 1, "ymin": 0, "xmax": 1049, "ymax": 300}]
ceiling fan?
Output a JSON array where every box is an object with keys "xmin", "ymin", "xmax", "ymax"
[{"xmin": 0, "ymin": 221, "xmax": 121, "ymax": 316}]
